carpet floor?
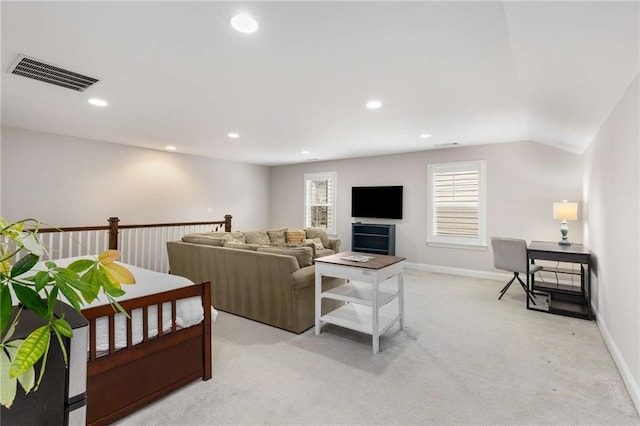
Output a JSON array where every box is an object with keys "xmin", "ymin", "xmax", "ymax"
[{"xmin": 117, "ymin": 269, "xmax": 639, "ymax": 425}]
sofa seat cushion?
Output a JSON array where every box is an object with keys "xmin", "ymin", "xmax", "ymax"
[
  {"xmin": 256, "ymin": 246, "xmax": 313, "ymax": 268},
  {"xmin": 314, "ymin": 248, "xmax": 336, "ymax": 259}
]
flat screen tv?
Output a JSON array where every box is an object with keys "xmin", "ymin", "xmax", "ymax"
[{"xmin": 351, "ymin": 186, "xmax": 403, "ymax": 219}]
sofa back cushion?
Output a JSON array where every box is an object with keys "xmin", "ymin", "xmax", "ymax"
[
  {"xmin": 182, "ymin": 232, "xmax": 246, "ymax": 246},
  {"xmin": 267, "ymin": 227, "xmax": 288, "ymax": 245},
  {"xmin": 182, "ymin": 233, "xmax": 225, "ymax": 246},
  {"xmin": 286, "ymin": 230, "xmax": 306, "ymax": 244},
  {"xmin": 244, "ymin": 230, "xmax": 271, "ymax": 245},
  {"xmin": 256, "ymin": 246, "xmax": 313, "ymax": 268},
  {"xmin": 304, "ymin": 228, "xmax": 330, "ymax": 249}
]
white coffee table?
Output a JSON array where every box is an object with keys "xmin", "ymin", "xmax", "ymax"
[{"xmin": 314, "ymin": 251, "xmax": 406, "ymax": 354}]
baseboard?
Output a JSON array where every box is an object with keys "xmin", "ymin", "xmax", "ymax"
[
  {"xmin": 595, "ymin": 307, "xmax": 640, "ymax": 415},
  {"xmin": 403, "ymin": 262, "xmax": 509, "ymax": 281},
  {"xmin": 403, "ymin": 262, "xmax": 577, "ymax": 286}
]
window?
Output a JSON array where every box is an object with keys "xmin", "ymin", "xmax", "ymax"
[
  {"xmin": 427, "ymin": 160, "xmax": 486, "ymax": 247},
  {"xmin": 304, "ymin": 172, "xmax": 337, "ymax": 235}
]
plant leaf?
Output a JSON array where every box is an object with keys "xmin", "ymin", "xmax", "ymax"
[
  {"xmin": 67, "ymin": 259, "xmax": 95, "ymax": 274},
  {"xmin": 5, "ymin": 341, "xmax": 34, "ymax": 394},
  {"xmin": 95, "ymin": 269, "xmax": 125, "ymax": 297},
  {"xmin": 53, "ymin": 276, "xmax": 83, "ymax": 312},
  {"xmin": 12, "ymin": 285, "xmax": 48, "ymax": 318},
  {"xmin": 46, "ymin": 287, "xmax": 59, "ymax": 318},
  {"xmin": 34, "ymin": 271, "xmax": 51, "ymax": 292},
  {"xmin": 102, "ymin": 263, "xmax": 136, "ymax": 285},
  {"xmin": 52, "ymin": 318, "xmax": 73, "ymax": 339},
  {"xmin": 98, "ymin": 250, "xmax": 119, "ymax": 265},
  {"xmin": 0, "ymin": 284, "xmax": 12, "ymax": 335},
  {"xmin": 0, "ymin": 348, "xmax": 17, "ymax": 408},
  {"xmin": 58, "ymin": 269, "xmax": 99, "ymax": 303},
  {"xmin": 9, "ymin": 325, "xmax": 50, "ymax": 378},
  {"xmin": 10, "ymin": 253, "xmax": 39, "ymax": 278}
]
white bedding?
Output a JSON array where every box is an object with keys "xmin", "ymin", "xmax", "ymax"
[{"xmin": 28, "ymin": 256, "xmax": 215, "ymax": 352}]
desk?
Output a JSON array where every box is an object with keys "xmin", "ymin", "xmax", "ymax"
[
  {"xmin": 314, "ymin": 252, "xmax": 405, "ymax": 354},
  {"xmin": 527, "ymin": 241, "xmax": 592, "ymax": 320}
]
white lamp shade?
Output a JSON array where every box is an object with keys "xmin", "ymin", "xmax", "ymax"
[{"xmin": 553, "ymin": 202, "xmax": 578, "ymax": 220}]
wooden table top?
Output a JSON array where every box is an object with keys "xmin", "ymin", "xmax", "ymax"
[{"xmin": 315, "ymin": 251, "xmax": 406, "ymax": 270}]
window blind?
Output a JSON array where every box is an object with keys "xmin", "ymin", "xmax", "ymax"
[
  {"xmin": 305, "ymin": 176, "xmax": 334, "ymax": 230},
  {"xmin": 433, "ymin": 170, "xmax": 479, "ymax": 238}
]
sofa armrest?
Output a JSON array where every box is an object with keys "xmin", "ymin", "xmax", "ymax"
[{"xmin": 328, "ymin": 238, "xmax": 341, "ymax": 252}]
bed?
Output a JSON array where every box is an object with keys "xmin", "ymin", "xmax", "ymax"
[{"xmin": 31, "ymin": 215, "xmax": 232, "ymax": 426}]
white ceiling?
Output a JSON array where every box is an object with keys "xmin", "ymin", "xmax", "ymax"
[{"xmin": 2, "ymin": 1, "xmax": 638, "ymax": 166}]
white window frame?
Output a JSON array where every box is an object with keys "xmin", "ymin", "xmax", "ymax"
[
  {"xmin": 427, "ymin": 160, "xmax": 486, "ymax": 248},
  {"xmin": 304, "ymin": 171, "xmax": 337, "ymax": 235}
]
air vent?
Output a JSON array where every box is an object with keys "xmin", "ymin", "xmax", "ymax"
[{"xmin": 8, "ymin": 54, "xmax": 100, "ymax": 92}]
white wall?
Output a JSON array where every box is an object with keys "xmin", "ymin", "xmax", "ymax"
[
  {"xmin": 582, "ymin": 75, "xmax": 640, "ymax": 410},
  {"xmin": 270, "ymin": 140, "xmax": 583, "ymax": 273},
  {"xmin": 1, "ymin": 126, "xmax": 270, "ymax": 229}
]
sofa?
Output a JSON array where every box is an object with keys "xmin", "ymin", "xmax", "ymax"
[{"xmin": 166, "ymin": 227, "xmax": 345, "ymax": 333}]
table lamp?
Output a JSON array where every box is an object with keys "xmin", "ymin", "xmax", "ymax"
[{"xmin": 553, "ymin": 200, "xmax": 578, "ymax": 246}]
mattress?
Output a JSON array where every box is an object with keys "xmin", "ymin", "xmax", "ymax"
[{"xmin": 29, "ymin": 256, "xmax": 215, "ymax": 352}]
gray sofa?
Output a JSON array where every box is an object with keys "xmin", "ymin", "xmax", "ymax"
[{"xmin": 166, "ymin": 228, "xmax": 344, "ymax": 333}]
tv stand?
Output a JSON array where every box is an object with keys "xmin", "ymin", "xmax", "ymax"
[{"xmin": 351, "ymin": 223, "xmax": 396, "ymax": 256}]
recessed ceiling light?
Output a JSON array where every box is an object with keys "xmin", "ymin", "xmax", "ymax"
[
  {"xmin": 230, "ymin": 14, "xmax": 258, "ymax": 34},
  {"xmin": 366, "ymin": 100, "xmax": 382, "ymax": 109},
  {"xmin": 419, "ymin": 134, "xmax": 432, "ymax": 139},
  {"xmin": 165, "ymin": 146, "xmax": 177, "ymax": 151},
  {"xmin": 228, "ymin": 133, "xmax": 240, "ymax": 138},
  {"xmin": 88, "ymin": 98, "xmax": 108, "ymax": 107},
  {"xmin": 301, "ymin": 150, "xmax": 310, "ymax": 155}
]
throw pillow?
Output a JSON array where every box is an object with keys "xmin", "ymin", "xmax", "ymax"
[
  {"xmin": 304, "ymin": 227, "xmax": 330, "ymax": 249},
  {"xmin": 222, "ymin": 236, "xmax": 245, "ymax": 245},
  {"xmin": 267, "ymin": 227, "xmax": 288, "ymax": 246},
  {"xmin": 244, "ymin": 230, "xmax": 271, "ymax": 245},
  {"xmin": 303, "ymin": 238, "xmax": 324, "ymax": 251},
  {"xmin": 286, "ymin": 230, "xmax": 306, "ymax": 244},
  {"xmin": 256, "ymin": 246, "xmax": 313, "ymax": 268}
]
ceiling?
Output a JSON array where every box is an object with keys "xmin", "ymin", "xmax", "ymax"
[{"xmin": 2, "ymin": 1, "xmax": 638, "ymax": 166}]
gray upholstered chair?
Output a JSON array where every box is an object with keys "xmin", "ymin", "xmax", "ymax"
[{"xmin": 491, "ymin": 237, "xmax": 541, "ymax": 304}]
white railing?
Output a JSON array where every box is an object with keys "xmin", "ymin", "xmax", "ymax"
[{"xmin": 1, "ymin": 215, "xmax": 232, "ymax": 273}]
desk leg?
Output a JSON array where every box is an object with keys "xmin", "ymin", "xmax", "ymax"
[
  {"xmin": 526, "ymin": 261, "xmax": 531, "ymax": 310},
  {"xmin": 315, "ymin": 269, "xmax": 322, "ymax": 335},
  {"xmin": 398, "ymin": 272, "xmax": 404, "ymax": 330},
  {"xmin": 372, "ymin": 277, "xmax": 379, "ymax": 354}
]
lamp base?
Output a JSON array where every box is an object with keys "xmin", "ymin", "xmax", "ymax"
[{"xmin": 558, "ymin": 240, "xmax": 572, "ymax": 246}]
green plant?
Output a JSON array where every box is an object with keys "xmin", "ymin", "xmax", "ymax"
[{"xmin": 0, "ymin": 217, "xmax": 135, "ymax": 408}]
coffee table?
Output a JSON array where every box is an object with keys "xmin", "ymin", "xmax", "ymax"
[{"xmin": 314, "ymin": 251, "xmax": 406, "ymax": 354}]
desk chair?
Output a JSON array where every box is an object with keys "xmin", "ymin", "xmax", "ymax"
[{"xmin": 491, "ymin": 237, "xmax": 541, "ymax": 305}]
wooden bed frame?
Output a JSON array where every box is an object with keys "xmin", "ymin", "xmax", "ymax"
[{"xmin": 36, "ymin": 215, "xmax": 232, "ymax": 425}]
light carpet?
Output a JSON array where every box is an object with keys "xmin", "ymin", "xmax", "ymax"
[{"xmin": 117, "ymin": 269, "xmax": 639, "ymax": 425}]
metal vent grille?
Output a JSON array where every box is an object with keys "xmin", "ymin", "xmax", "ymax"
[{"xmin": 8, "ymin": 54, "xmax": 100, "ymax": 92}]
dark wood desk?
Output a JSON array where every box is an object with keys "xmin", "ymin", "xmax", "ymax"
[{"xmin": 527, "ymin": 241, "xmax": 592, "ymax": 320}]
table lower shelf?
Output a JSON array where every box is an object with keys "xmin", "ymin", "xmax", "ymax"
[
  {"xmin": 528, "ymin": 291, "xmax": 591, "ymax": 320},
  {"xmin": 321, "ymin": 281, "xmax": 398, "ymax": 307},
  {"xmin": 320, "ymin": 302, "xmax": 399, "ymax": 335}
]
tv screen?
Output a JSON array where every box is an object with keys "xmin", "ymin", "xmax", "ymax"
[{"xmin": 351, "ymin": 186, "xmax": 403, "ymax": 219}]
